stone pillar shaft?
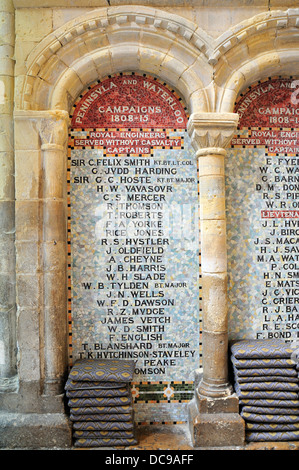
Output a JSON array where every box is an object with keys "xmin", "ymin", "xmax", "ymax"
[
  {"xmin": 38, "ymin": 112, "xmax": 69, "ymax": 395},
  {"xmin": 0, "ymin": 0, "xmax": 17, "ymax": 386},
  {"xmin": 188, "ymin": 113, "xmax": 245, "ymax": 447},
  {"xmin": 3, "ymin": 109, "xmax": 73, "ymax": 447},
  {"xmin": 198, "ymin": 149, "xmax": 231, "ymax": 397},
  {"xmin": 188, "ymin": 113, "xmax": 239, "ymax": 398}
]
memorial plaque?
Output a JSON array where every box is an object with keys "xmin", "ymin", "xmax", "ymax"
[
  {"xmin": 227, "ymin": 77, "xmax": 299, "ymax": 344},
  {"xmin": 67, "ymin": 73, "xmax": 201, "ymax": 423}
]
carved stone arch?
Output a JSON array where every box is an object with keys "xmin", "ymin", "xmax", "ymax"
[
  {"xmin": 14, "ymin": 6, "xmax": 218, "ymax": 401},
  {"xmin": 210, "ymin": 8, "xmax": 299, "ymax": 112},
  {"xmin": 20, "ymin": 5, "xmax": 214, "ymax": 114},
  {"xmin": 15, "ymin": 6, "xmax": 285, "ymax": 448}
]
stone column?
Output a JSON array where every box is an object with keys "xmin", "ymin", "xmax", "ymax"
[
  {"xmin": 0, "ymin": 110, "xmax": 72, "ymax": 449},
  {"xmin": 0, "ymin": 0, "xmax": 17, "ymax": 389},
  {"xmin": 37, "ymin": 111, "xmax": 69, "ymax": 396},
  {"xmin": 188, "ymin": 113, "xmax": 245, "ymax": 447}
]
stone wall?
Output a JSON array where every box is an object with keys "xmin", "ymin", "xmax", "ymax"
[{"xmin": 1, "ymin": 0, "xmax": 299, "ymax": 449}]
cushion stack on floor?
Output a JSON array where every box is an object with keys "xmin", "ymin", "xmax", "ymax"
[
  {"xmin": 65, "ymin": 359, "xmax": 137, "ymax": 448},
  {"xmin": 230, "ymin": 339, "xmax": 299, "ymax": 442}
]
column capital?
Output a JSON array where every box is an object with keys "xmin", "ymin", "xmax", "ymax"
[
  {"xmin": 187, "ymin": 112, "xmax": 239, "ymax": 157},
  {"xmin": 37, "ymin": 111, "xmax": 69, "ymax": 150},
  {"xmin": 14, "ymin": 109, "xmax": 69, "ymax": 149}
]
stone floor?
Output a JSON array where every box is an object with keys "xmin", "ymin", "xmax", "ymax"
[{"xmin": 73, "ymin": 424, "xmax": 299, "ymax": 451}]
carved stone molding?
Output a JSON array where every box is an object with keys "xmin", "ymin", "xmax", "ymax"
[
  {"xmin": 35, "ymin": 111, "xmax": 69, "ymax": 149},
  {"xmin": 20, "ymin": 6, "xmax": 212, "ymax": 113},
  {"xmin": 187, "ymin": 112, "xmax": 239, "ymax": 156},
  {"xmin": 17, "ymin": 6, "xmax": 299, "ymax": 115},
  {"xmin": 14, "ymin": 109, "xmax": 69, "ymax": 147}
]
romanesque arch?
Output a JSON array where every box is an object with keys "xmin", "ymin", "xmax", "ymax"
[
  {"xmin": 212, "ymin": 8, "xmax": 299, "ymax": 112},
  {"xmin": 6, "ymin": 4, "xmax": 299, "ymax": 448},
  {"xmin": 20, "ymin": 6, "xmax": 213, "ymax": 113},
  {"xmin": 14, "ymin": 6, "xmax": 215, "ymax": 400}
]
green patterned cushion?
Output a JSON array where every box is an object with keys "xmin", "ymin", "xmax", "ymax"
[
  {"xmin": 73, "ymin": 437, "xmax": 137, "ymax": 447},
  {"xmin": 68, "ymin": 359, "xmax": 135, "ymax": 383},
  {"xmin": 68, "ymin": 396, "xmax": 132, "ymax": 407},
  {"xmin": 241, "ymin": 411, "xmax": 299, "ymax": 423},
  {"xmin": 239, "ymin": 399, "xmax": 299, "ymax": 408},
  {"xmin": 231, "ymin": 356, "xmax": 296, "ymax": 369},
  {"xmin": 73, "ymin": 420, "xmax": 134, "ymax": 431},
  {"xmin": 65, "ymin": 378, "xmax": 126, "ymax": 390},
  {"xmin": 231, "ymin": 339, "xmax": 294, "ymax": 359},
  {"xmin": 73, "ymin": 430, "xmax": 135, "ymax": 439},
  {"xmin": 246, "ymin": 430, "xmax": 299, "ymax": 442},
  {"xmin": 236, "ymin": 381, "xmax": 299, "ymax": 391},
  {"xmin": 70, "ymin": 413, "xmax": 133, "ymax": 422},
  {"xmin": 66, "ymin": 387, "xmax": 130, "ymax": 398},
  {"xmin": 242, "ymin": 406, "xmax": 299, "ymax": 415}
]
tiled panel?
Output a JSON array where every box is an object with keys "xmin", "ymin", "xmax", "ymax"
[
  {"xmin": 67, "ymin": 73, "xmax": 202, "ymax": 423},
  {"xmin": 227, "ymin": 77, "xmax": 299, "ymax": 344}
]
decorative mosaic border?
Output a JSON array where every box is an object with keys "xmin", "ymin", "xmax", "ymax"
[{"xmin": 131, "ymin": 380, "xmax": 195, "ymax": 402}]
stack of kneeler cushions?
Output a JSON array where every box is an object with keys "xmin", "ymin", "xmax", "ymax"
[
  {"xmin": 65, "ymin": 359, "xmax": 137, "ymax": 448},
  {"xmin": 230, "ymin": 339, "xmax": 299, "ymax": 442}
]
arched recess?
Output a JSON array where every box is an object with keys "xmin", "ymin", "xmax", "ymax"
[
  {"xmin": 210, "ymin": 8, "xmax": 299, "ymax": 112},
  {"xmin": 10, "ymin": 5, "xmax": 299, "ymax": 447},
  {"xmin": 20, "ymin": 6, "xmax": 214, "ymax": 114},
  {"xmin": 213, "ymin": 10, "xmax": 299, "ymax": 347},
  {"xmin": 14, "ymin": 6, "xmax": 215, "ymax": 396}
]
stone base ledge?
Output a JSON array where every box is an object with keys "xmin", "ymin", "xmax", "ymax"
[
  {"xmin": 195, "ymin": 389, "xmax": 240, "ymax": 414},
  {"xmin": 188, "ymin": 397, "xmax": 245, "ymax": 448},
  {"xmin": 0, "ymin": 412, "xmax": 72, "ymax": 449}
]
